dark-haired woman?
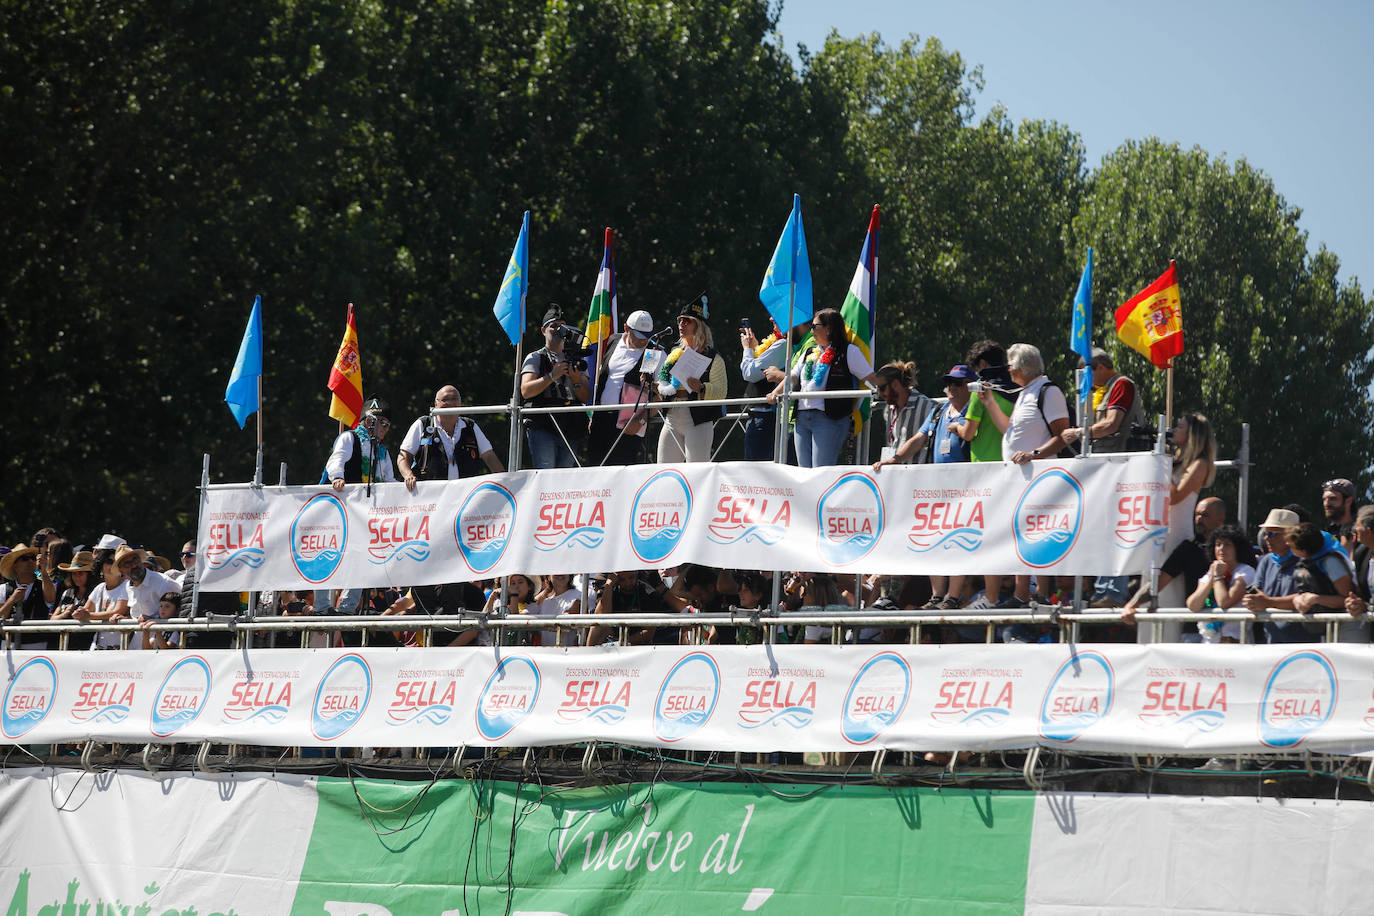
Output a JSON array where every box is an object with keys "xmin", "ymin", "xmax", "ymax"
[
  {"xmin": 1185, "ymin": 526, "xmax": 1256, "ymax": 643},
  {"xmin": 766, "ymin": 308, "xmax": 878, "ymax": 467},
  {"xmin": 51, "ymin": 550, "xmax": 98, "ymax": 650}
]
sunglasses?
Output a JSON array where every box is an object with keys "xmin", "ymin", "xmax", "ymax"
[{"xmin": 181, "ymin": 551, "xmax": 195, "ymax": 558}]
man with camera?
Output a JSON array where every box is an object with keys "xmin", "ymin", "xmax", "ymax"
[{"xmin": 520, "ymin": 304, "xmax": 591, "ymax": 469}]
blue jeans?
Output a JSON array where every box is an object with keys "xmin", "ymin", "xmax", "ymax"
[
  {"xmin": 526, "ymin": 426, "xmax": 579, "ymax": 469},
  {"xmin": 794, "ymin": 409, "xmax": 850, "ymax": 468},
  {"xmin": 743, "ymin": 409, "xmax": 775, "ymax": 461}
]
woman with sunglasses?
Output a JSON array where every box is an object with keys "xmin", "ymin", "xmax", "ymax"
[
  {"xmin": 1, "ymin": 544, "xmax": 53, "ymax": 650},
  {"xmin": 75, "ymin": 548, "xmax": 130, "ymax": 650},
  {"xmin": 51, "ymin": 550, "xmax": 98, "ymax": 650},
  {"xmin": 766, "ymin": 308, "xmax": 879, "ymax": 467},
  {"xmin": 655, "ymin": 297, "xmax": 727, "ymax": 463}
]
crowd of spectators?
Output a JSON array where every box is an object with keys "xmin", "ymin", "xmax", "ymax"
[{"xmin": 6, "ymin": 303, "xmax": 1370, "ymax": 650}]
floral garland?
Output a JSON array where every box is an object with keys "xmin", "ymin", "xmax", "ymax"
[
  {"xmin": 802, "ymin": 345, "xmax": 836, "ymax": 385},
  {"xmin": 656, "ymin": 345, "xmax": 687, "ymax": 396},
  {"xmin": 751, "ymin": 332, "xmax": 781, "ymax": 358}
]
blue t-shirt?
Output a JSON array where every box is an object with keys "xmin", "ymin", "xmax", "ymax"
[{"xmin": 920, "ymin": 402, "xmax": 971, "ymax": 464}]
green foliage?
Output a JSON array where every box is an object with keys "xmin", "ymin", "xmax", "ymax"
[
  {"xmin": 1072, "ymin": 139, "xmax": 1374, "ymax": 514},
  {"xmin": 0, "ymin": 2, "xmax": 1368, "ymax": 546}
]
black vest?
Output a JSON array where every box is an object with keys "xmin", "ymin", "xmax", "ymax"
[
  {"xmin": 524, "ymin": 349, "xmax": 586, "ymax": 439},
  {"xmin": 342, "ymin": 430, "xmax": 393, "ymax": 483},
  {"xmin": 416, "ymin": 420, "xmax": 483, "ymax": 480},
  {"xmin": 807, "ymin": 345, "xmax": 855, "ymax": 420}
]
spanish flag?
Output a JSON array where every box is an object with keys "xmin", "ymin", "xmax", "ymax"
[
  {"xmin": 1115, "ymin": 261, "xmax": 1183, "ymax": 370},
  {"xmin": 327, "ymin": 303, "xmax": 364, "ymax": 427}
]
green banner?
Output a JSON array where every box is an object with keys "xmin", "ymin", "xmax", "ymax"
[{"xmin": 290, "ymin": 777, "xmax": 1034, "ymax": 914}]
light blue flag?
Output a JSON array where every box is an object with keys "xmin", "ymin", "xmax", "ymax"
[
  {"xmin": 758, "ymin": 194, "xmax": 813, "ymax": 330},
  {"xmin": 493, "ymin": 211, "xmax": 530, "ymax": 345},
  {"xmin": 1070, "ymin": 247, "xmax": 1093, "ymax": 408},
  {"xmin": 224, "ymin": 294, "xmax": 263, "ymax": 429}
]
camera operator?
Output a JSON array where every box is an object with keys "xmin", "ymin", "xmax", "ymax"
[
  {"xmin": 521, "ymin": 304, "xmax": 591, "ymax": 468},
  {"xmin": 587, "ymin": 309, "xmax": 660, "ymax": 466}
]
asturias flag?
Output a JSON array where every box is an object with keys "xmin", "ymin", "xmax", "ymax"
[
  {"xmin": 1115, "ymin": 261, "xmax": 1184, "ymax": 370},
  {"xmin": 584, "ymin": 228, "xmax": 618, "ymax": 390},
  {"xmin": 758, "ymin": 194, "xmax": 813, "ymax": 330},
  {"xmin": 1071, "ymin": 248, "xmax": 1093, "ymax": 364},
  {"xmin": 327, "ymin": 303, "xmax": 364, "ymax": 427},
  {"xmin": 840, "ymin": 205, "xmax": 879, "ymax": 428},
  {"xmin": 493, "ymin": 211, "xmax": 530, "ymax": 346},
  {"xmin": 224, "ymin": 294, "xmax": 263, "ymax": 429}
]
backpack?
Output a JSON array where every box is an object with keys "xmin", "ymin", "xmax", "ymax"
[{"xmin": 1034, "ymin": 380, "xmax": 1078, "ymax": 459}]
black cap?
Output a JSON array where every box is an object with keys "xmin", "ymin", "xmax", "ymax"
[
  {"xmin": 541, "ymin": 303, "xmax": 565, "ymax": 328},
  {"xmin": 677, "ymin": 293, "xmax": 709, "ymax": 325},
  {"xmin": 361, "ymin": 397, "xmax": 391, "ymax": 421}
]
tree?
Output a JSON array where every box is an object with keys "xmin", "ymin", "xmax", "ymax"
[{"xmin": 1071, "ymin": 139, "xmax": 1374, "ymax": 516}]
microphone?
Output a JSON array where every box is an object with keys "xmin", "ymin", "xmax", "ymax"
[{"xmin": 648, "ymin": 326, "xmax": 676, "ymax": 343}]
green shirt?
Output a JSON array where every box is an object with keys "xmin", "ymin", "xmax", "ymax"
[{"xmin": 964, "ymin": 390, "xmax": 1013, "ymax": 462}]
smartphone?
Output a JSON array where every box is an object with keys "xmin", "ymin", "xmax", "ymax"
[{"xmin": 740, "ymin": 317, "xmax": 751, "ymax": 330}]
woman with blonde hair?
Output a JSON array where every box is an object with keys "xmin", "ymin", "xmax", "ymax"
[
  {"xmin": 656, "ymin": 296, "xmax": 727, "ymax": 462},
  {"xmin": 1145, "ymin": 411, "xmax": 1217, "ymax": 640}
]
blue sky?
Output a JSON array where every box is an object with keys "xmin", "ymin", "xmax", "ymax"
[{"xmin": 774, "ymin": 0, "xmax": 1372, "ymax": 292}]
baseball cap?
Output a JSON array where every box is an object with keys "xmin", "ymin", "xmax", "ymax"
[
  {"xmin": 626, "ymin": 310, "xmax": 654, "ymax": 339},
  {"xmin": 940, "ymin": 365, "xmax": 976, "ymax": 385}
]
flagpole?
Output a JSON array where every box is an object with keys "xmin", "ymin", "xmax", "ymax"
[
  {"xmin": 254, "ymin": 375, "xmax": 264, "ymax": 486},
  {"xmin": 1164, "ymin": 361, "xmax": 1174, "ymax": 441}
]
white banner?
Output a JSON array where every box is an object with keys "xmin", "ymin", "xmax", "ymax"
[
  {"xmin": 197, "ymin": 455, "xmax": 1171, "ymax": 591},
  {"xmin": 6, "ymin": 643, "xmax": 1374, "ymax": 754}
]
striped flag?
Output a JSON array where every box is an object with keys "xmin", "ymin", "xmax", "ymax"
[
  {"xmin": 327, "ymin": 303, "xmax": 364, "ymax": 427},
  {"xmin": 584, "ymin": 228, "xmax": 618, "ymax": 398},
  {"xmin": 840, "ymin": 205, "xmax": 879, "ymax": 427}
]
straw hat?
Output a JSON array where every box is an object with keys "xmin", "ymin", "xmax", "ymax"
[
  {"xmin": 146, "ymin": 554, "xmax": 172, "ymax": 573},
  {"xmin": 111, "ymin": 544, "xmax": 149, "ymax": 570},
  {"xmin": 0, "ymin": 544, "xmax": 40, "ymax": 580},
  {"xmin": 58, "ymin": 550, "xmax": 96, "ymax": 574}
]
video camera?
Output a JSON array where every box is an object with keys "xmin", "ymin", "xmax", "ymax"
[{"xmin": 555, "ymin": 324, "xmax": 591, "ymax": 372}]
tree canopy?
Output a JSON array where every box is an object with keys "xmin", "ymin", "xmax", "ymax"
[{"xmin": 1, "ymin": 0, "xmax": 1368, "ymax": 548}]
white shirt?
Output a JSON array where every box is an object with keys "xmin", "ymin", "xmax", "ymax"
[
  {"xmin": 740, "ymin": 335, "xmax": 787, "ymax": 382},
  {"xmin": 789, "ymin": 343, "xmax": 875, "ymax": 412},
  {"xmin": 399, "ymin": 417, "xmax": 493, "ymax": 479},
  {"xmin": 88, "ymin": 581, "xmax": 129, "ymax": 649},
  {"xmin": 1004, "ymin": 375, "xmax": 1068, "ymax": 456},
  {"xmin": 1196, "ymin": 563, "xmax": 1256, "ymax": 642},
  {"xmin": 326, "ymin": 430, "xmax": 397, "ymax": 483},
  {"xmin": 124, "ymin": 568, "xmax": 181, "ymax": 650},
  {"xmin": 598, "ymin": 335, "xmax": 651, "ymax": 406}
]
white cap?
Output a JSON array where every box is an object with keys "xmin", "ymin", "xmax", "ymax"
[
  {"xmin": 626, "ymin": 310, "xmax": 654, "ymax": 338},
  {"xmin": 94, "ymin": 533, "xmax": 127, "ymax": 551}
]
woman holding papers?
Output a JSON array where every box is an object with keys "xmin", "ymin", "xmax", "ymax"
[
  {"xmin": 656, "ymin": 296, "xmax": 727, "ymax": 462},
  {"xmin": 766, "ymin": 308, "xmax": 878, "ymax": 467}
]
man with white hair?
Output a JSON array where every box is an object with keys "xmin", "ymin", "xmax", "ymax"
[
  {"xmin": 973, "ymin": 342, "xmax": 1072, "ymax": 613},
  {"xmin": 976, "ymin": 342, "xmax": 1073, "ymax": 465}
]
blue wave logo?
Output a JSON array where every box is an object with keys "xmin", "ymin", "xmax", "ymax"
[
  {"xmin": 841, "ymin": 653, "xmax": 910, "ymax": 745},
  {"xmin": 208, "ymin": 547, "xmax": 267, "ymax": 570},
  {"xmin": 235, "ymin": 705, "xmax": 288, "ymax": 725},
  {"xmin": 707, "ymin": 524, "xmax": 786, "ymax": 546},
  {"xmin": 555, "ymin": 704, "xmax": 628, "ymax": 725},
  {"xmin": 150, "ymin": 656, "xmax": 212, "ymax": 738},
  {"xmin": 1039, "ymin": 650, "xmax": 1114, "ymax": 742},
  {"xmin": 907, "ymin": 527, "xmax": 984, "ymax": 553},
  {"xmin": 654, "ymin": 653, "xmax": 720, "ymax": 742},
  {"xmin": 630, "ymin": 470, "xmax": 693, "ymax": 565},
  {"xmin": 311, "ymin": 654, "xmax": 372, "ymax": 741},
  {"xmin": 738, "ymin": 707, "xmax": 815, "ymax": 730},
  {"xmin": 1178, "ymin": 709, "xmax": 1225, "ymax": 733},
  {"xmin": 2, "ymin": 657, "xmax": 57, "ymax": 739},
  {"xmin": 1259, "ymin": 650, "xmax": 1337, "ymax": 749},
  {"xmin": 454, "ymin": 482, "xmax": 517, "ymax": 574},
  {"xmin": 476, "ymin": 656, "xmax": 541, "ymax": 741},
  {"xmin": 1114, "ymin": 525, "xmax": 1168, "ymax": 550},
  {"xmin": 959, "ymin": 707, "xmax": 1011, "ymax": 727},
  {"xmin": 387, "ymin": 705, "xmax": 452, "ymax": 727},
  {"xmin": 817, "ymin": 473, "xmax": 884, "ymax": 566},
  {"xmin": 1013, "ymin": 468, "xmax": 1084, "ymax": 568},
  {"xmin": 290, "ymin": 494, "xmax": 349, "ymax": 583},
  {"xmin": 367, "ymin": 539, "xmax": 431, "ymax": 565},
  {"xmin": 83, "ymin": 706, "xmax": 131, "ymax": 725},
  {"xmin": 534, "ymin": 526, "xmax": 606, "ymax": 551}
]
